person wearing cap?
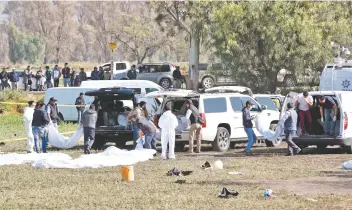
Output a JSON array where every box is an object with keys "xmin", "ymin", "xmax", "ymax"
[
  {"xmin": 296, "ymin": 91, "xmax": 313, "ymax": 136},
  {"xmin": 127, "ymin": 65, "xmax": 137, "ymax": 80},
  {"xmin": 75, "ymin": 92, "xmax": 86, "ymax": 123},
  {"xmin": 46, "ymin": 97, "xmax": 60, "ymax": 129},
  {"xmin": 62, "ymin": 63, "xmax": 71, "ymax": 87},
  {"xmin": 319, "ymin": 96, "xmax": 338, "ymax": 136},
  {"xmin": 53, "ymin": 65, "xmax": 61, "ymax": 87},
  {"xmin": 9, "ymin": 68, "xmax": 19, "ymax": 90},
  {"xmin": 185, "ymin": 99, "xmax": 202, "ymax": 153},
  {"xmin": 32, "ymin": 102, "xmax": 50, "ymax": 153},
  {"xmin": 24, "ymin": 101, "xmax": 35, "ymax": 153},
  {"xmin": 91, "ymin": 67, "xmax": 100, "ymax": 80},
  {"xmin": 23, "ymin": 66, "xmax": 31, "ymax": 91},
  {"xmin": 242, "ymin": 101, "xmax": 257, "ymax": 155},
  {"xmin": 158, "ymin": 102, "xmax": 178, "ymax": 159},
  {"xmin": 81, "ymin": 104, "xmax": 97, "ymax": 154},
  {"xmin": 280, "ymin": 102, "xmax": 301, "ymax": 156}
]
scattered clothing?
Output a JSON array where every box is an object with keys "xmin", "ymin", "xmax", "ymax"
[
  {"xmin": 166, "ymin": 167, "xmax": 193, "ymax": 176},
  {"xmin": 201, "ymin": 161, "xmax": 211, "ymax": 170},
  {"xmin": 218, "ymin": 187, "xmax": 239, "ymax": 198}
]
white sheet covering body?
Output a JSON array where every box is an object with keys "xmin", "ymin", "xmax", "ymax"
[
  {"xmin": 47, "ymin": 123, "xmax": 83, "ymax": 149},
  {"xmin": 0, "ymin": 147, "xmax": 156, "ymax": 169},
  {"xmin": 255, "ymin": 110, "xmax": 284, "ymax": 146}
]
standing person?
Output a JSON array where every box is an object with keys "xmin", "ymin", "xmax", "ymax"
[
  {"xmin": 46, "ymin": 97, "xmax": 59, "ymax": 129},
  {"xmin": 53, "ymin": 65, "xmax": 61, "ymax": 87},
  {"xmin": 296, "ymin": 91, "xmax": 313, "ymax": 136},
  {"xmin": 23, "ymin": 66, "xmax": 31, "ymax": 91},
  {"xmin": 242, "ymin": 101, "xmax": 257, "ymax": 155},
  {"xmin": 62, "ymin": 63, "xmax": 71, "ymax": 87},
  {"xmin": 35, "ymin": 68, "xmax": 43, "ymax": 91},
  {"xmin": 70, "ymin": 68, "xmax": 76, "ymax": 87},
  {"xmin": 74, "ymin": 75, "xmax": 81, "ymax": 87},
  {"xmin": 127, "ymin": 102, "xmax": 144, "ymax": 149},
  {"xmin": 24, "ymin": 101, "xmax": 35, "ymax": 153},
  {"xmin": 91, "ymin": 67, "xmax": 100, "ymax": 80},
  {"xmin": 75, "ymin": 92, "xmax": 85, "ymax": 123},
  {"xmin": 185, "ymin": 100, "xmax": 202, "ymax": 153},
  {"xmin": 45, "ymin": 65, "xmax": 53, "ymax": 89},
  {"xmin": 98, "ymin": 66, "xmax": 104, "ymax": 80},
  {"xmin": 0, "ymin": 68, "xmax": 9, "ymax": 91},
  {"xmin": 137, "ymin": 117, "xmax": 157, "ymax": 151},
  {"xmin": 158, "ymin": 102, "xmax": 178, "ymax": 160},
  {"xmin": 280, "ymin": 103, "xmax": 301, "ymax": 156},
  {"xmin": 81, "ymin": 104, "xmax": 97, "ymax": 154},
  {"xmin": 9, "ymin": 68, "xmax": 19, "ymax": 90},
  {"xmin": 32, "ymin": 102, "xmax": 49, "ymax": 153},
  {"xmin": 79, "ymin": 68, "xmax": 87, "ymax": 82},
  {"xmin": 127, "ymin": 65, "xmax": 137, "ymax": 80},
  {"xmin": 102, "ymin": 69, "xmax": 111, "ymax": 80},
  {"xmin": 319, "ymin": 96, "xmax": 338, "ymax": 136}
]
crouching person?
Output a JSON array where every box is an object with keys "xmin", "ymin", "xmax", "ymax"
[
  {"xmin": 137, "ymin": 117, "xmax": 157, "ymax": 151},
  {"xmin": 81, "ymin": 104, "xmax": 97, "ymax": 154},
  {"xmin": 32, "ymin": 102, "xmax": 49, "ymax": 153}
]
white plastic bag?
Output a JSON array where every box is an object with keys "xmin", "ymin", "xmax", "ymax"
[
  {"xmin": 47, "ymin": 123, "xmax": 83, "ymax": 149},
  {"xmin": 135, "ymin": 137, "xmax": 145, "ymax": 150},
  {"xmin": 255, "ymin": 110, "xmax": 283, "ymax": 146}
]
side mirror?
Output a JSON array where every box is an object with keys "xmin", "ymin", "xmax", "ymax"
[{"xmin": 261, "ymin": 105, "xmax": 267, "ymax": 110}]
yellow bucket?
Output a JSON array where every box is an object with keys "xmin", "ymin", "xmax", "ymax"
[{"xmin": 121, "ymin": 166, "xmax": 134, "ymax": 182}]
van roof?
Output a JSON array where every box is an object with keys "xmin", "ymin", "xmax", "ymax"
[{"xmin": 201, "ymin": 92, "xmax": 252, "ymax": 98}]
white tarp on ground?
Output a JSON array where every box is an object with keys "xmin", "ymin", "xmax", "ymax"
[
  {"xmin": 342, "ymin": 160, "xmax": 352, "ymax": 170},
  {"xmin": 47, "ymin": 123, "xmax": 83, "ymax": 149},
  {"xmin": 0, "ymin": 146, "xmax": 156, "ymax": 169},
  {"xmin": 255, "ymin": 110, "xmax": 284, "ymax": 146}
]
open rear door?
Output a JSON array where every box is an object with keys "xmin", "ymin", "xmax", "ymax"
[{"xmin": 280, "ymin": 92, "xmax": 299, "ymax": 119}]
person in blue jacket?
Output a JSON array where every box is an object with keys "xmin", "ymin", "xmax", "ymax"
[
  {"xmin": 9, "ymin": 68, "xmax": 19, "ymax": 90},
  {"xmin": 91, "ymin": 67, "xmax": 100, "ymax": 80}
]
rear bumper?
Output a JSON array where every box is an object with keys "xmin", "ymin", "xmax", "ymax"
[
  {"xmin": 95, "ymin": 127, "xmax": 133, "ymax": 142},
  {"xmin": 293, "ymin": 136, "xmax": 352, "ymax": 146}
]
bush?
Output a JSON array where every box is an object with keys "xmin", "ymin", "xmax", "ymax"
[{"xmin": 0, "ymin": 89, "xmax": 28, "ymax": 114}]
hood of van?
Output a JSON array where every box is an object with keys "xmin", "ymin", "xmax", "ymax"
[{"xmin": 145, "ymin": 89, "xmax": 199, "ymax": 98}]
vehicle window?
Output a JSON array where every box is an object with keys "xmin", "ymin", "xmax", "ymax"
[
  {"xmin": 199, "ymin": 63, "xmax": 208, "ymax": 71},
  {"xmin": 102, "ymin": 64, "xmax": 111, "ymax": 71},
  {"xmin": 146, "ymin": 88, "xmax": 159, "ymax": 93},
  {"xmin": 129, "ymin": 88, "xmax": 141, "ymax": 94},
  {"xmin": 146, "ymin": 65, "xmax": 162, "ymax": 73},
  {"xmin": 255, "ymin": 97, "xmax": 277, "ymax": 111},
  {"xmin": 271, "ymin": 98, "xmax": 281, "ymax": 111},
  {"xmin": 115, "ymin": 63, "xmax": 127, "ymax": 71},
  {"xmin": 240, "ymin": 97, "xmax": 259, "ymax": 112},
  {"xmin": 161, "ymin": 64, "xmax": 171, "ymax": 72},
  {"xmin": 229, "ymin": 97, "xmax": 243, "ymax": 112},
  {"xmin": 203, "ymin": 97, "xmax": 227, "ymax": 113}
]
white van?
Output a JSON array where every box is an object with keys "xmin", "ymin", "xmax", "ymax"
[
  {"xmin": 320, "ymin": 60, "xmax": 352, "ymax": 91},
  {"xmin": 146, "ymin": 89, "xmax": 275, "ymax": 152},
  {"xmin": 80, "ymin": 80, "xmax": 163, "ymax": 96},
  {"xmin": 45, "ymin": 87, "xmax": 161, "ymax": 122},
  {"xmin": 281, "ymin": 91, "xmax": 352, "ymax": 153}
]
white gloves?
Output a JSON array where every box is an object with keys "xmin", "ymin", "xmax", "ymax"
[
  {"xmin": 321, "ymin": 117, "xmax": 324, "ymax": 123},
  {"xmin": 251, "ymin": 115, "xmax": 257, "ymax": 120},
  {"xmin": 333, "ymin": 115, "xmax": 337, "ymax": 122}
]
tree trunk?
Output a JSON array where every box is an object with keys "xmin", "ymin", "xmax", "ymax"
[
  {"xmin": 43, "ymin": 43, "xmax": 48, "ymax": 64},
  {"xmin": 56, "ymin": 47, "xmax": 60, "ymax": 64},
  {"xmin": 188, "ymin": 25, "xmax": 201, "ymax": 91}
]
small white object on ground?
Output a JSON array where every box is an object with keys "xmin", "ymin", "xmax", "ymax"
[
  {"xmin": 228, "ymin": 171, "xmax": 242, "ymax": 175},
  {"xmin": 213, "ymin": 160, "xmax": 223, "ymax": 170},
  {"xmin": 342, "ymin": 160, "xmax": 352, "ymax": 170}
]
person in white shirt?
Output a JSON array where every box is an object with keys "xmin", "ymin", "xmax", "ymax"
[{"xmin": 295, "ymin": 91, "xmax": 313, "ymax": 136}]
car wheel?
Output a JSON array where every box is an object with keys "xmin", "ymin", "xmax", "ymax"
[
  {"xmin": 283, "ymin": 75, "xmax": 296, "ymax": 87},
  {"xmin": 160, "ymin": 78, "xmax": 171, "ymax": 89},
  {"xmin": 202, "ymin": 77, "xmax": 215, "ymax": 89},
  {"xmin": 175, "ymin": 142, "xmax": 185, "ymax": 152},
  {"xmin": 212, "ymin": 127, "xmax": 230, "ymax": 152},
  {"xmin": 265, "ymin": 123, "xmax": 277, "ymax": 147},
  {"xmin": 91, "ymin": 136, "xmax": 105, "ymax": 150}
]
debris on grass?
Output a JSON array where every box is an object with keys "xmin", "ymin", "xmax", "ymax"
[
  {"xmin": 167, "ymin": 167, "xmax": 193, "ymax": 176},
  {"xmin": 228, "ymin": 171, "xmax": 242, "ymax": 175},
  {"xmin": 218, "ymin": 187, "xmax": 239, "ymax": 198}
]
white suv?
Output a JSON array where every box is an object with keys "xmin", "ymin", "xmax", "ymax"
[{"xmin": 146, "ymin": 89, "xmax": 275, "ymax": 152}]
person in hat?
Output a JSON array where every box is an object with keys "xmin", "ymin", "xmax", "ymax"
[
  {"xmin": 24, "ymin": 101, "xmax": 35, "ymax": 153},
  {"xmin": 81, "ymin": 104, "xmax": 97, "ymax": 154},
  {"xmin": 185, "ymin": 99, "xmax": 202, "ymax": 153},
  {"xmin": 75, "ymin": 92, "xmax": 85, "ymax": 123},
  {"xmin": 46, "ymin": 97, "xmax": 60, "ymax": 129},
  {"xmin": 242, "ymin": 100, "xmax": 257, "ymax": 155},
  {"xmin": 32, "ymin": 102, "xmax": 50, "ymax": 153},
  {"xmin": 280, "ymin": 102, "xmax": 301, "ymax": 156}
]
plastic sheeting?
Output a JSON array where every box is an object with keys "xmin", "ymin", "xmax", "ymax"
[
  {"xmin": 342, "ymin": 160, "xmax": 352, "ymax": 170},
  {"xmin": 0, "ymin": 146, "xmax": 156, "ymax": 169},
  {"xmin": 47, "ymin": 123, "xmax": 83, "ymax": 149},
  {"xmin": 255, "ymin": 110, "xmax": 284, "ymax": 146}
]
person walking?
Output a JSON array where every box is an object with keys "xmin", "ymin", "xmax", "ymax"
[
  {"xmin": 319, "ymin": 96, "xmax": 338, "ymax": 136},
  {"xmin": 70, "ymin": 68, "xmax": 76, "ymax": 87},
  {"xmin": 280, "ymin": 103, "xmax": 301, "ymax": 156},
  {"xmin": 46, "ymin": 97, "xmax": 59, "ymax": 129},
  {"xmin": 137, "ymin": 117, "xmax": 157, "ymax": 151},
  {"xmin": 242, "ymin": 101, "xmax": 257, "ymax": 155},
  {"xmin": 0, "ymin": 68, "xmax": 9, "ymax": 91},
  {"xmin": 158, "ymin": 102, "xmax": 178, "ymax": 160},
  {"xmin": 9, "ymin": 68, "xmax": 19, "ymax": 90},
  {"xmin": 23, "ymin": 66, "xmax": 31, "ymax": 91},
  {"xmin": 79, "ymin": 68, "xmax": 87, "ymax": 83},
  {"xmin": 24, "ymin": 101, "xmax": 35, "ymax": 153},
  {"xmin": 91, "ymin": 67, "xmax": 100, "ymax": 80},
  {"xmin": 75, "ymin": 92, "xmax": 85, "ymax": 123},
  {"xmin": 45, "ymin": 66, "xmax": 53, "ymax": 89},
  {"xmin": 81, "ymin": 104, "xmax": 97, "ymax": 154},
  {"xmin": 32, "ymin": 102, "xmax": 49, "ymax": 153},
  {"xmin": 296, "ymin": 91, "xmax": 313, "ymax": 136},
  {"xmin": 127, "ymin": 65, "xmax": 137, "ymax": 80},
  {"xmin": 185, "ymin": 100, "xmax": 202, "ymax": 153},
  {"xmin": 53, "ymin": 65, "xmax": 61, "ymax": 87},
  {"xmin": 62, "ymin": 63, "xmax": 71, "ymax": 87}
]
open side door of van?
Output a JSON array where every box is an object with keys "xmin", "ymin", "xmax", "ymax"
[
  {"xmin": 333, "ymin": 92, "xmax": 345, "ymax": 138},
  {"xmin": 280, "ymin": 92, "xmax": 299, "ymax": 119}
]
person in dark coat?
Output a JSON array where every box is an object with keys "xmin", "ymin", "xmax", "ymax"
[{"xmin": 32, "ymin": 102, "xmax": 50, "ymax": 153}]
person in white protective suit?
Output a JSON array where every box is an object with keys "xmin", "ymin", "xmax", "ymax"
[
  {"xmin": 23, "ymin": 101, "xmax": 35, "ymax": 153},
  {"xmin": 158, "ymin": 102, "xmax": 178, "ymax": 160}
]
